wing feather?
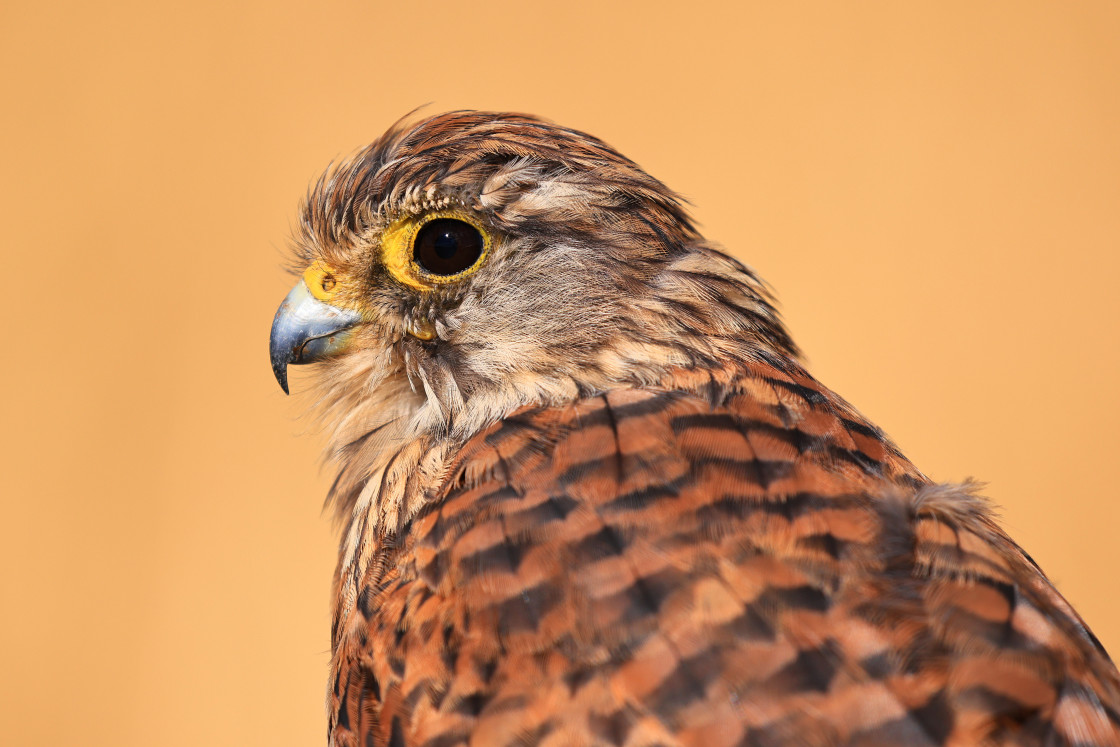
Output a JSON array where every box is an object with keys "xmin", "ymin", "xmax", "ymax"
[{"xmin": 329, "ymin": 361, "xmax": 1120, "ymax": 746}]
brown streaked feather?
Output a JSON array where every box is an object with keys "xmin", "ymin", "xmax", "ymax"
[
  {"xmin": 295, "ymin": 111, "xmax": 699, "ymax": 271},
  {"xmin": 327, "ymin": 360, "xmax": 1120, "ymax": 746},
  {"xmin": 278, "ymin": 111, "xmax": 1120, "ymax": 746}
]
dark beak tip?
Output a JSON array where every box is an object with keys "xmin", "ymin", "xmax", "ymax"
[
  {"xmin": 270, "ymin": 292, "xmax": 298, "ymax": 394},
  {"xmin": 271, "ymin": 356, "xmax": 291, "ymax": 395},
  {"xmin": 270, "ymin": 340, "xmax": 292, "ymax": 394}
]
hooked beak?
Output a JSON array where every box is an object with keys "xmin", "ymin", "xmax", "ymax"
[{"xmin": 269, "ymin": 280, "xmax": 362, "ymax": 394}]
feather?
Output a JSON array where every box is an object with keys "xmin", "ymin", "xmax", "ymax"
[{"xmin": 275, "ymin": 111, "xmax": 1120, "ymax": 746}]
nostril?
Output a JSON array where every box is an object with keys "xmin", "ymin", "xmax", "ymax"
[{"xmin": 321, "ymin": 275, "xmax": 336, "ymax": 292}]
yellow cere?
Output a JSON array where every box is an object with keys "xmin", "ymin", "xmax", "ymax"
[
  {"xmin": 301, "ymin": 261, "xmax": 366, "ymax": 314},
  {"xmin": 303, "ymin": 261, "xmax": 341, "ymax": 302},
  {"xmin": 380, "ymin": 209, "xmax": 491, "ymax": 291}
]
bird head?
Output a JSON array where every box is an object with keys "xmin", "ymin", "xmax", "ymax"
[{"xmin": 271, "ymin": 112, "xmax": 797, "ymax": 497}]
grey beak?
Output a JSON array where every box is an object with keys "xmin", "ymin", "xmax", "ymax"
[{"xmin": 269, "ymin": 280, "xmax": 362, "ymax": 394}]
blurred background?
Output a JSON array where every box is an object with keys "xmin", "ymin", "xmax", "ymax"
[{"xmin": 2, "ymin": 1, "xmax": 1118, "ymax": 744}]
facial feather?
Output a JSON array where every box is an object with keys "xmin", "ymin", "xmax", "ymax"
[{"xmin": 289, "ymin": 110, "xmax": 799, "ymax": 532}]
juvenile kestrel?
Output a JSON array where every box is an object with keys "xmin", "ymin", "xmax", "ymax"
[{"xmin": 270, "ymin": 111, "xmax": 1120, "ymax": 746}]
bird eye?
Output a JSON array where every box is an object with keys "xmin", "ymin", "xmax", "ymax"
[{"xmin": 412, "ymin": 219, "xmax": 484, "ymax": 277}]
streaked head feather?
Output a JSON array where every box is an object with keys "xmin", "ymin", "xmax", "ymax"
[{"xmin": 289, "ymin": 111, "xmax": 799, "ymax": 538}]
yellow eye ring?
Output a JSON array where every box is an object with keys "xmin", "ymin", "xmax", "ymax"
[{"xmin": 380, "ymin": 210, "xmax": 492, "ymax": 291}]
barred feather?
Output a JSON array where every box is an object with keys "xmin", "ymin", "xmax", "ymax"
[{"xmin": 278, "ymin": 111, "xmax": 1120, "ymax": 746}]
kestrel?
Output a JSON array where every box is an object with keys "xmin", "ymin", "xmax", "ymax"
[{"xmin": 270, "ymin": 111, "xmax": 1120, "ymax": 746}]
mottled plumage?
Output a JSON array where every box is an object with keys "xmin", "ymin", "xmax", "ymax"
[{"xmin": 270, "ymin": 111, "xmax": 1120, "ymax": 746}]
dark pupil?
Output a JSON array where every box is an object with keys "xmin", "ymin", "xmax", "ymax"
[{"xmin": 413, "ymin": 219, "xmax": 483, "ymax": 276}]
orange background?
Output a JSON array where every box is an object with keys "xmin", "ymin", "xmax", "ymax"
[{"xmin": 2, "ymin": 2, "xmax": 1118, "ymax": 744}]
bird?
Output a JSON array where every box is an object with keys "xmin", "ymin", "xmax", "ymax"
[{"xmin": 269, "ymin": 111, "xmax": 1120, "ymax": 747}]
